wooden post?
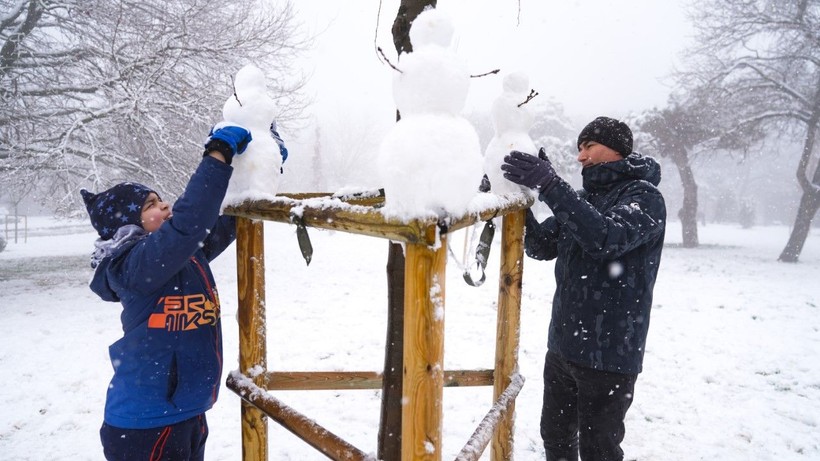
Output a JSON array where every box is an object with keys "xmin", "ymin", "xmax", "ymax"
[
  {"xmin": 491, "ymin": 211, "xmax": 525, "ymax": 461},
  {"xmin": 401, "ymin": 231, "xmax": 447, "ymax": 461},
  {"xmin": 236, "ymin": 218, "xmax": 268, "ymax": 461}
]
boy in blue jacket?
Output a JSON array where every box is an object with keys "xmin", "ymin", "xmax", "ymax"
[{"xmin": 81, "ymin": 124, "xmax": 252, "ymax": 461}]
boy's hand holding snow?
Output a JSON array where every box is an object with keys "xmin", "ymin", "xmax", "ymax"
[{"xmin": 204, "ymin": 124, "xmax": 252, "ymax": 165}]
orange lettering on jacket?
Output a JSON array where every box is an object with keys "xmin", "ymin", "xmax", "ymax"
[{"xmin": 147, "ymin": 294, "xmax": 219, "ymax": 331}]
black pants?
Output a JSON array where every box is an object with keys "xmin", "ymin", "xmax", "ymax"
[
  {"xmin": 100, "ymin": 414, "xmax": 208, "ymax": 461},
  {"xmin": 541, "ymin": 351, "xmax": 637, "ymax": 461}
]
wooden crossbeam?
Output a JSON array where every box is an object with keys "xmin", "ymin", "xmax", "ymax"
[
  {"xmin": 262, "ymin": 369, "xmax": 495, "ymax": 391},
  {"xmin": 224, "ymin": 192, "xmax": 533, "ymax": 245},
  {"xmin": 227, "ymin": 371, "xmax": 370, "ymax": 461}
]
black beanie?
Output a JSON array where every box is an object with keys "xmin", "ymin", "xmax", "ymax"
[
  {"xmin": 577, "ymin": 116, "xmax": 633, "ymax": 158},
  {"xmin": 80, "ymin": 182, "xmax": 157, "ymax": 240}
]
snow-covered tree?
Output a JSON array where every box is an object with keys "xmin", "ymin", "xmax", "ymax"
[
  {"xmin": 633, "ymin": 99, "xmax": 711, "ymax": 247},
  {"xmin": 528, "ymin": 98, "xmax": 577, "ymax": 178},
  {"xmin": 681, "ymin": 0, "xmax": 820, "ymax": 261},
  {"xmin": 0, "ymin": 0, "xmax": 308, "ymax": 213}
]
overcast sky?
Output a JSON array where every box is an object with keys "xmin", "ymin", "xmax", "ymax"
[{"xmin": 292, "ymin": 1, "xmax": 694, "ymax": 125}]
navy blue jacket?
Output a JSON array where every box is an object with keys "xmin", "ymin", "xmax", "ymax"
[
  {"xmin": 90, "ymin": 157, "xmax": 236, "ymax": 429},
  {"xmin": 526, "ymin": 153, "xmax": 665, "ymax": 374}
]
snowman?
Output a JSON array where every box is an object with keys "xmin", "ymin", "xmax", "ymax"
[
  {"xmin": 220, "ymin": 64, "xmax": 284, "ymax": 206},
  {"xmin": 377, "ymin": 8, "xmax": 483, "ymax": 219},
  {"xmin": 483, "ymin": 71, "xmax": 537, "ymax": 196}
]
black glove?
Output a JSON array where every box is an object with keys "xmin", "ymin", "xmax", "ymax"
[
  {"xmin": 501, "ymin": 148, "xmax": 559, "ymax": 192},
  {"xmin": 204, "ymin": 124, "xmax": 252, "ymax": 165}
]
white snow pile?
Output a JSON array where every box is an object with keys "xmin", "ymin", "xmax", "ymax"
[
  {"xmin": 221, "ymin": 64, "xmax": 284, "ymax": 206},
  {"xmin": 483, "ymin": 71, "xmax": 537, "ymax": 196},
  {"xmin": 377, "ymin": 8, "xmax": 483, "ymax": 220}
]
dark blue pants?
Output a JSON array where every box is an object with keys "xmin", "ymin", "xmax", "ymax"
[
  {"xmin": 100, "ymin": 414, "xmax": 208, "ymax": 461},
  {"xmin": 541, "ymin": 351, "xmax": 637, "ymax": 461}
]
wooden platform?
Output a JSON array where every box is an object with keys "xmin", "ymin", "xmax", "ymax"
[{"xmin": 224, "ymin": 190, "xmax": 532, "ymax": 461}]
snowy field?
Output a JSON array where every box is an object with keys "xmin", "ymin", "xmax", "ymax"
[{"xmin": 1, "ymin": 217, "xmax": 818, "ymax": 460}]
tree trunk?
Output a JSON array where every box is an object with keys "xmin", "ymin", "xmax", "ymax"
[
  {"xmin": 779, "ymin": 189, "xmax": 820, "ymax": 262},
  {"xmin": 0, "ymin": 1, "xmax": 44, "ymax": 82},
  {"xmin": 378, "ymin": 242, "xmax": 405, "ymax": 460},
  {"xmin": 672, "ymin": 148, "xmax": 699, "ymax": 247},
  {"xmin": 796, "ymin": 0, "xmax": 809, "ymax": 21},
  {"xmin": 391, "ymin": 0, "xmax": 437, "ymax": 55},
  {"xmin": 779, "ymin": 107, "xmax": 820, "ymax": 262}
]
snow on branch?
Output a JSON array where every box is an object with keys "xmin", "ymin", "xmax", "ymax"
[
  {"xmin": 455, "ymin": 372, "xmax": 525, "ymax": 461},
  {"xmin": 0, "ymin": 0, "xmax": 28, "ymax": 31},
  {"xmin": 728, "ymin": 60, "xmax": 812, "ymax": 108}
]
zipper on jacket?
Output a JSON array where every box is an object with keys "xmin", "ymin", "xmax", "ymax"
[{"xmin": 189, "ymin": 256, "xmax": 223, "ymax": 403}]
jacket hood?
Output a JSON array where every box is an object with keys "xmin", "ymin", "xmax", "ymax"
[
  {"xmin": 89, "ymin": 225, "xmax": 147, "ymax": 302},
  {"xmin": 582, "ymin": 152, "xmax": 662, "ymax": 192}
]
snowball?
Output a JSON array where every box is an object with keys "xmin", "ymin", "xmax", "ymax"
[
  {"xmin": 408, "ymin": 8, "xmax": 455, "ymax": 50},
  {"xmin": 392, "ymin": 46, "xmax": 470, "ymax": 116},
  {"xmin": 379, "ymin": 114, "xmax": 482, "ymax": 218}
]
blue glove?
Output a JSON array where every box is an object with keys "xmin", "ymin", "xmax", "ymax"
[
  {"xmin": 501, "ymin": 148, "xmax": 559, "ymax": 192},
  {"xmin": 204, "ymin": 124, "xmax": 252, "ymax": 165},
  {"xmin": 270, "ymin": 121, "xmax": 288, "ymax": 165}
]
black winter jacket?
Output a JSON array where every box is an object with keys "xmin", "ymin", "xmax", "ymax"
[{"xmin": 526, "ymin": 153, "xmax": 665, "ymax": 374}]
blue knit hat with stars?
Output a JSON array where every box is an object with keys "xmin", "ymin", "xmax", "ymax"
[{"xmin": 80, "ymin": 182, "xmax": 157, "ymax": 240}]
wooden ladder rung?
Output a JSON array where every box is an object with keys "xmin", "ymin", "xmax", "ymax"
[
  {"xmin": 227, "ymin": 371, "xmax": 371, "ymax": 461},
  {"xmin": 262, "ymin": 369, "xmax": 495, "ymax": 391}
]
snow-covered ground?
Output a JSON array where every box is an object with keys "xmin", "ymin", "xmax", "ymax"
[{"xmin": 1, "ymin": 217, "xmax": 818, "ymax": 460}]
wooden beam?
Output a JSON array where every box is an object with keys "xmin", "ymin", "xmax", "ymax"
[
  {"xmin": 455, "ymin": 373, "xmax": 525, "ymax": 461},
  {"xmin": 276, "ymin": 191, "xmax": 386, "ymax": 208},
  {"xmin": 401, "ymin": 236, "xmax": 448, "ymax": 461},
  {"xmin": 442, "ymin": 369, "xmax": 494, "ymax": 387},
  {"xmin": 227, "ymin": 372, "xmax": 370, "ymax": 461},
  {"xmin": 260, "ymin": 369, "xmax": 495, "ymax": 391},
  {"xmin": 265, "ymin": 371, "xmax": 382, "ymax": 390},
  {"xmin": 491, "ymin": 211, "xmax": 525, "ymax": 461},
  {"xmin": 227, "ymin": 197, "xmax": 432, "ymax": 244},
  {"xmin": 224, "ymin": 194, "xmax": 533, "ymax": 246},
  {"xmin": 236, "ymin": 218, "xmax": 268, "ymax": 461}
]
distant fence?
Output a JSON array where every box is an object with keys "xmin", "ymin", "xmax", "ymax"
[{"xmin": 3, "ymin": 215, "xmax": 27, "ymax": 244}]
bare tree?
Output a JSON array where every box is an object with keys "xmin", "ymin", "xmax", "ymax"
[
  {"xmin": 681, "ymin": 0, "xmax": 820, "ymax": 261},
  {"xmin": 0, "ymin": 0, "xmax": 308, "ymax": 213},
  {"xmin": 634, "ymin": 99, "xmax": 712, "ymax": 247},
  {"xmin": 528, "ymin": 99, "xmax": 578, "ymax": 176}
]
